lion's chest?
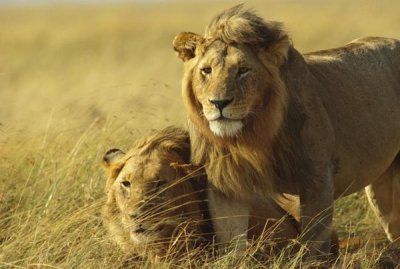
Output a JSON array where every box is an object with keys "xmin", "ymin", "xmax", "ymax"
[{"xmin": 204, "ymin": 147, "xmax": 276, "ymax": 201}]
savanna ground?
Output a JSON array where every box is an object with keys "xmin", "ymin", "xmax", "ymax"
[{"xmin": 1, "ymin": 0, "xmax": 400, "ymax": 268}]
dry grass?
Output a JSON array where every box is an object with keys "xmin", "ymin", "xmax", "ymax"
[{"xmin": 1, "ymin": 0, "xmax": 400, "ymax": 268}]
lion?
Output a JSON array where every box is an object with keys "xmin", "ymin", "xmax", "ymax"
[
  {"xmin": 173, "ymin": 4, "xmax": 400, "ymax": 258},
  {"xmin": 101, "ymin": 127, "xmax": 323, "ymax": 261}
]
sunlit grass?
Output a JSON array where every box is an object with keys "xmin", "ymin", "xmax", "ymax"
[{"xmin": 1, "ymin": 0, "xmax": 400, "ymax": 267}]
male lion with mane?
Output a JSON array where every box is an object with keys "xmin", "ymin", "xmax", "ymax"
[
  {"xmin": 102, "ymin": 127, "xmax": 313, "ymax": 261},
  {"xmin": 173, "ymin": 5, "xmax": 400, "ymax": 258}
]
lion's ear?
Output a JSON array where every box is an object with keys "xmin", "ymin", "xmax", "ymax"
[
  {"xmin": 173, "ymin": 32, "xmax": 204, "ymax": 61},
  {"xmin": 102, "ymin": 148, "xmax": 125, "ymax": 177},
  {"xmin": 102, "ymin": 148, "xmax": 126, "ymax": 193},
  {"xmin": 102, "ymin": 148, "xmax": 125, "ymax": 168},
  {"xmin": 259, "ymin": 34, "xmax": 290, "ymax": 67}
]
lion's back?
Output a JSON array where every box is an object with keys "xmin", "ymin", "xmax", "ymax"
[
  {"xmin": 304, "ymin": 37, "xmax": 400, "ymax": 110},
  {"xmin": 305, "ymin": 37, "xmax": 400, "ymax": 80},
  {"xmin": 301, "ymin": 37, "xmax": 400, "ymax": 196}
]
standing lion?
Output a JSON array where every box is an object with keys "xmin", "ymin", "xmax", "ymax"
[{"xmin": 173, "ymin": 5, "xmax": 400, "ymax": 258}]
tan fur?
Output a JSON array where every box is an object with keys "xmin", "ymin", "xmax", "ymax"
[
  {"xmin": 174, "ymin": 5, "xmax": 400, "ymax": 256},
  {"xmin": 102, "ymin": 128, "xmax": 208, "ymax": 258},
  {"xmin": 102, "ymin": 127, "xmax": 309, "ymax": 259}
]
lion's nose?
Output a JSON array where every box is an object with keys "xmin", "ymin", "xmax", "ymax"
[
  {"xmin": 134, "ymin": 225, "xmax": 146, "ymax": 234},
  {"xmin": 209, "ymin": 98, "xmax": 233, "ymax": 111},
  {"xmin": 130, "ymin": 212, "xmax": 141, "ymax": 219}
]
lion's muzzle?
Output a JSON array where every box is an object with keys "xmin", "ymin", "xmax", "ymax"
[{"xmin": 209, "ymin": 98, "xmax": 234, "ymax": 112}]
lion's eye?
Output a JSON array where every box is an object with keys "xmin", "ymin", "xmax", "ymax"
[
  {"xmin": 154, "ymin": 179, "xmax": 167, "ymax": 189},
  {"xmin": 200, "ymin": 67, "xmax": 212, "ymax": 76},
  {"xmin": 121, "ymin": 181, "xmax": 131, "ymax": 188},
  {"xmin": 238, "ymin": 67, "xmax": 251, "ymax": 77}
]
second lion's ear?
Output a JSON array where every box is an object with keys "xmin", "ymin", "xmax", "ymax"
[
  {"xmin": 102, "ymin": 148, "xmax": 126, "ymax": 193},
  {"xmin": 173, "ymin": 32, "xmax": 204, "ymax": 61},
  {"xmin": 102, "ymin": 148, "xmax": 125, "ymax": 168}
]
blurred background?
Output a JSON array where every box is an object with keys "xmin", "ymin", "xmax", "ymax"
[
  {"xmin": 1, "ymin": 0, "xmax": 400, "ymax": 147},
  {"xmin": 1, "ymin": 1, "xmax": 399, "ymax": 267}
]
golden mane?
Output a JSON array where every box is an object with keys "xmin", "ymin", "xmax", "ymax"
[
  {"xmin": 180, "ymin": 6, "xmax": 310, "ymax": 201},
  {"xmin": 103, "ymin": 127, "xmax": 191, "ymax": 190},
  {"xmin": 133, "ymin": 127, "xmax": 190, "ymax": 157},
  {"xmin": 204, "ymin": 4, "xmax": 285, "ymax": 48}
]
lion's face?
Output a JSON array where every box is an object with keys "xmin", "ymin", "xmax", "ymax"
[
  {"xmin": 173, "ymin": 6, "xmax": 290, "ymax": 140},
  {"xmin": 112, "ymin": 151, "xmax": 178, "ymax": 244},
  {"xmin": 190, "ymin": 40, "xmax": 270, "ymax": 137},
  {"xmin": 103, "ymin": 147, "xmax": 200, "ymax": 247}
]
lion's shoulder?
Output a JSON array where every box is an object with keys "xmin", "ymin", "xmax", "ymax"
[
  {"xmin": 349, "ymin": 36, "xmax": 400, "ymax": 50},
  {"xmin": 304, "ymin": 36, "xmax": 400, "ymax": 64}
]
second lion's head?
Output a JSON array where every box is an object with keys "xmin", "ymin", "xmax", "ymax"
[{"xmin": 101, "ymin": 127, "xmax": 210, "ymax": 258}]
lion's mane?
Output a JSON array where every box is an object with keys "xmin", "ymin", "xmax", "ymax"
[{"xmin": 182, "ymin": 6, "xmax": 311, "ymax": 201}]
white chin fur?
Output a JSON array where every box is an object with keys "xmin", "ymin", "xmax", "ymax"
[{"xmin": 209, "ymin": 120, "xmax": 243, "ymax": 137}]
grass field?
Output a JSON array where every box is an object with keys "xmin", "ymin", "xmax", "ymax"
[{"xmin": 1, "ymin": 0, "xmax": 400, "ymax": 268}]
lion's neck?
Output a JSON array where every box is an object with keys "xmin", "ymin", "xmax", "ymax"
[
  {"xmin": 188, "ymin": 95, "xmax": 310, "ymax": 201},
  {"xmin": 189, "ymin": 121, "xmax": 277, "ymax": 201}
]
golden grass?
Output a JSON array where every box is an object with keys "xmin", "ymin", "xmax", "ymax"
[{"xmin": 1, "ymin": 0, "xmax": 400, "ymax": 268}]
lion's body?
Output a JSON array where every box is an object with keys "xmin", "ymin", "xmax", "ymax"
[
  {"xmin": 102, "ymin": 127, "xmax": 305, "ymax": 259},
  {"xmin": 174, "ymin": 5, "xmax": 400, "ymax": 256},
  {"xmin": 184, "ymin": 36, "xmax": 400, "ymax": 200},
  {"xmin": 301, "ymin": 38, "xmax": 400, "ymax": 197}
]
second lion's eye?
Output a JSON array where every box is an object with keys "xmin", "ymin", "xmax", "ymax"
[
  {"xmin": 154, "ymin": 179, "xmax": 167, "ymax": 189},
  {"xmin": 121, "ymin": 181, "xmax": 131, "ymax": 188},
  {"xmin": 238, "ymin": 67, "xmax": 251, "ymax": 77},
  {"xmin": 200, "ymin": 67, "xmax": 212, "ymax": 76}
]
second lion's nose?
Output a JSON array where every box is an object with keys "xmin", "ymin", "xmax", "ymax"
[
  {"xmin": 209, "ymin": 98, "xmax": 233, "ymax": 111},
  {"xmin": 134, "ymin": 225, "xmax": 146, "ymax": 234}
]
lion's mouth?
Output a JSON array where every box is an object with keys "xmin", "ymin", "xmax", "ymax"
[
  {"xmin": 131, "ymin": 224, "xmax": 165, "ymax": 235},
  {"xmin": 209, "ymin": 118, "xmax": 244, "ymax": 137},
  {"xmin": 215, "ymin": 116, "xmax": 231, "ymax": 121},
  {"xmin": 210, "ymin": 115, "xmax": 243, "ymax": 122}
]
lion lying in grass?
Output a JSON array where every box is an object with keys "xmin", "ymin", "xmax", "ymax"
[{"xmin": 102, "ymin": 127, "xmax": 336, "ymax": 261}]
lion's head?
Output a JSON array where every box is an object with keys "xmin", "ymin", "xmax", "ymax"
[
  {"xmin": 173, "ymin": 5, "xmax": 290, "ymax": 140},
  {"xmin": 101, "ymin": 127, "xmax": 211, "ymax": 258}
]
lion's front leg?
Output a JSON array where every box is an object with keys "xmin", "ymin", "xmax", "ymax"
[
  {"xmin": 207, "ymin": 185, "xmax": 250, "ymax": 254},
  {"xmin": 300, "ymin": 171, "xmax": 334, "ymax": 259}
]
